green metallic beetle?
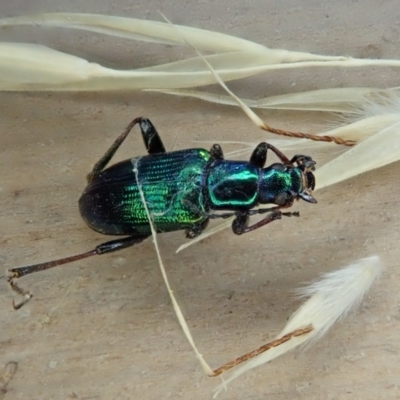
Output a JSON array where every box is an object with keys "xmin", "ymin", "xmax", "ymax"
[{"xmin": 8, "ymin": 117, "xmax": 317, "ymax": 308}]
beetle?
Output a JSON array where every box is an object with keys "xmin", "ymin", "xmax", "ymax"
[{"xmin": 7, "ymin": 117, "xmax": 317, "ymax": 309}]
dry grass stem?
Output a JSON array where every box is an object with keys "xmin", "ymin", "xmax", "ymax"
[
  {"xmin": 133, "ymin": 162, "xmax": 214, "ymax": 376},
  {"xmin": 2, "ymin": 13, "xmax": 400, "ymax": 91}
]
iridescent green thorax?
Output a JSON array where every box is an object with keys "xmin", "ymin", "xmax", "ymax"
[
  {"xmin": 258, "ymin": 166, "xmax": 303, "ymax": 204},
  {"xmin": 206, "ymin": 160, "xmax": 259, "ymax": 210}
]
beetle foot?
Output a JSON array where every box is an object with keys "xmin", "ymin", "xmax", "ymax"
[
  {"xmin": 7, "ymin": 276, "xmax": 33, "ymax": 310},
  {"xmin": 185, "ymin": 229, "xmax": 198, "ymax": 239},
  {"xmin": 282, "ymin": 211, "xmax": 300, "ymax": 217}
]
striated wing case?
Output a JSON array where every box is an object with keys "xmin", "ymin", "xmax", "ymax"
[{"xmin": 79, "ymin": 149, "xmax": 211, "ymax": 235}]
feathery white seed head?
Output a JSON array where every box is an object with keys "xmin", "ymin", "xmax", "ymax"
[{"xmin": 214, "ymin": 256, "xmax": 382, "ymax": 397}]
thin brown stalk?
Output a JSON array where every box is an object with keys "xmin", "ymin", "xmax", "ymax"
[
  {"xmin": 259, "ymin": 124, "xmax": 356, "ymax": 146},
  {"xmin": 212, "ymin": 326, "xmax": 313, "ymax": 377}
]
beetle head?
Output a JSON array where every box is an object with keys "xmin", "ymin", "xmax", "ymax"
[{"xmin": 297, "ymin": 158, "xmax": 317, "ymax": 204}]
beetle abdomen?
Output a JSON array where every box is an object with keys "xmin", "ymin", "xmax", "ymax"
[{"xmin": 79, "ymin": 149, "xmax": 211, "ymax": 235}]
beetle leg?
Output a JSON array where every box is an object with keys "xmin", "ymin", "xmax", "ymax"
[
  {"xmin": 210, "ymin": 144, "xmax": 224, "ymax": 160},
  {"xmin": 290, "ymin": 155, "xmax": 316, "ymax": 170},
  {"xmin": 182, "ymin": 199, "xmax": 235, "ymax": 220},
  {"xmin": 7, "ymin": 234, "xmax": 149, "ymax": 309},
  {"xmin": 139, "ymin": 118, "xmax": 166, "ymax": 155},
  {"xmin": 185, "ymin": 219, "xmax": 210, "ymax": 239},
  {"xmin": 232, "ymin": 211, "xmax": 299, "ymax": 235},
  {"xmin": 250, "ymin": 142, "xmax": 292, "ymax": 168},
  {"xmin": 88, "ymin": 117, "xmax": 166, "ymax": 181},
  {"xmin": 94, "ymin": 235, "xmax": 150, "ymax": 254},
  {"xmin": 89, "ymin": 117, "xmax": 142, "ymax": 180},
  {"xmin": 246, "ymin": 196, "xmax": 297, "ymax": 216},
  {"xmin": 208, "ymin": 212, "xmax": 236, "ymax": 219},
  {"xmin": 247, "ymin": 206, "xmax": 281, "ymax": 216}
]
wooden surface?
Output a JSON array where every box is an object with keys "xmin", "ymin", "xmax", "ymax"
[{"xmin": 1, "ymin": 2, "xmax": 400, "ymax": 399}]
